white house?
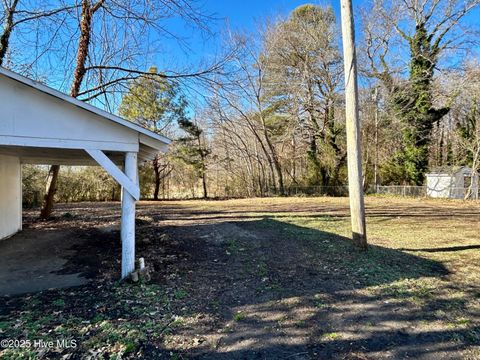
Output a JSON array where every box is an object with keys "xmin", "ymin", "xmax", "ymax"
[
  {"xmin": 0, "ymin": 67, "xmax": 171, "ymax": 278},
  {"xmin": 426, "ymin": 166, "xmax": 478, "ymax": 199}
]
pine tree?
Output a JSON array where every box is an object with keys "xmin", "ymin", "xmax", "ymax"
[
  {"xmin": 176, "ymin": 118, "xmax": 211, "ymax": 199},
  {"xmin": 119, "ymin": 66, "xmax": 184, "ymax": 199},
  {"xmin": 261, "ymin": 4, "xmax": 344, "ymax": 189}
]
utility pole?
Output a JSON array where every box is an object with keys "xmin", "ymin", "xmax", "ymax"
[{"xmin": 340, "ymin": 0, "xmax": 367, "ymax": 249}]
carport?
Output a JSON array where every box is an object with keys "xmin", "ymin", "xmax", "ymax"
[{"xmin": 0, "ymin": 67, "xmax": 170, "ymax": 279}]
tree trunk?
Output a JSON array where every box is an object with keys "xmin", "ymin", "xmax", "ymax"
[
  {"xmin": 307, "ymin": 136, "xmax": 322, "ymax": 186},
  {"xmin": 40, "ymin": 0, "xmax": 101, "ymax": 219},
  {"xmin": 373, "ymin": 87, "xmax": 379, "ymax": 189},
  {"xmin": 263, "ymin": 131, "xmax": 284, "ymax": 195},
  {"xmin": 331, "ymin": 154, "xmax": 348, "ymax": 195},
  {"xmin": 162, "ymin": 177, "xmax": 166, "ymax": 199},
  {"xmin": 438, "ymin": 125, "xmax": 444, "ymax": 166},
  {"xmin": 257, "ymin": 109, "xmax": 284, "ymax": 195},
  {"xmin": 0, "ymin": 0, "xmax": 19, "ymax": 65},
  {"xmin": 153, "ymin": 156, "xmax": 160, "ymax": 200},
  {"xmin": 340, "ymin": 0, "xmax": 367, "ymax": 249},
  {"xmin": 202, "ymin": 170, "xmax": 208, "ymax": 199},
  {"xmin": 465, "ymin": 138, "xmax": 480, "ymax": 200},
  {"xmin": 40, "ymin": 165, "xmax": 60, "ymax": 219}
]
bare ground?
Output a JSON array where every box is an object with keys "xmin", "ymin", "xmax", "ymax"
[{"xmin": 0, "ymin": 196, "xmax": 479, "ymax": 359}]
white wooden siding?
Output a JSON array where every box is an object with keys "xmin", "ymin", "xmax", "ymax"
[
  {"xmin": 0, "ymin": 75, "xmax": 139, "ymax": 152},
  {"xmin": 0, "ymin": 154, "xmax": 21, "ymax": 240}
]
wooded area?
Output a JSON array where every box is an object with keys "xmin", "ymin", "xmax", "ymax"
[
  {"xmin": 1, "ymin": 1, "xmax": 480, "ymax": 358},
  {"xmin": 1, "ymin": 0, "xmax": 479, "ymax": 204}
]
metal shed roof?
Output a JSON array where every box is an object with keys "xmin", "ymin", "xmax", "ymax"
[{"xmin": 427, "ymin": 166, "xmax": 473, "ymax": 176}]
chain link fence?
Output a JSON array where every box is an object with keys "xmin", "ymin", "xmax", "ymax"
[
  {"xmin": 374, "ymin": 185, "xmax": 427, "ymax": 197},
  {"xmin": 281, "ymin": 185, "xmax": 478, "ymax": 199},
  {"xmin": 283, "ymin": 185, "xmax": 349, "ymax": 197},
  {"xmin": 143, "ymin": 184, "xmax": 479, "ymax": 200},
  {"xmin": 375, "ymin": 185, "xmax": 478, "ymax": 199}
]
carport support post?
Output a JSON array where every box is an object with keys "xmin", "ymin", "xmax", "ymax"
[{"xmin": 121, "ymin": 152, "xmax": 138, "ymax": 279}]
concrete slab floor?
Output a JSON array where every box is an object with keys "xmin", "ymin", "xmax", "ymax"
[{"xmin": 0, "ymin": 228, "xmax": 89, "ymax": 296}]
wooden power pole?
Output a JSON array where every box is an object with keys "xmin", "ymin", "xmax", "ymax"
[{"xmin": 340, "ymin": 0, "xmax": 367, "ymax": 249}]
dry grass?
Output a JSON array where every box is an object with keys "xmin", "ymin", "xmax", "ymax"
[
  {"xmin": 1, "ymin": 195, "xmax": 479, "ymax": 359},
  {"xmin": 143, "ymin": 195, "xmax": 480, "ymax": 352}
]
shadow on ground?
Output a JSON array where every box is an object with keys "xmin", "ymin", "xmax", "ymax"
[
  {"xmin": 1, "ymin": 203, "xmax": 478, "ymax": 360},
  {"xmin": 143, "ymin": 218, "xmax": 467, "ymax": 359}
]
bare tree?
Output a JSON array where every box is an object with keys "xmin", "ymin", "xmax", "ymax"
[
  {"xmin": 362, "ymin": 0, "xmax": 480, "ymax": 185},
  {"xmin": 206, "ymin": 6, "xmax": 350, "ymax": 198},
  {"xmin": 0, "ymin": 0, "xmax": 77, "ymax": 66},
  {"xmin": 152, "ymin": 155, "xmax": 173, "ymax": 200},
  {"xmin": 445, "ymin": 62, "xmax": 480, "ymax": 199},
  {"xmin": 208, "ymin": 33, "xmax": 285, "ymax": 195},
  {"xmin": 209, "ymin": 95, "xmax": 273, "ymax": 196},
  {"xmin": 36, "ymin": 0, "xmax": 233, "ymax": 218},
  {"xmin": 262, "ymin": 5, "xmax": 345, "ymax": 190},
  {"xmin": 41, "ymin": 0, "xmax": 105, "ymax": 219}
]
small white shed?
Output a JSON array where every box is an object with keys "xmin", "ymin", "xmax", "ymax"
[
  {"xmin": 0, "ymin": 67, "xmax": 171, "ymax": 278},
  {"xmin": 426, "ymin": 166, "xmax": 479, "ymax": 199}
]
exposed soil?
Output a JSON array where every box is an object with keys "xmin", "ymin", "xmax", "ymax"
[{"xmin": 0, "ymin": 197, "xmax": 479, "ymax": 359}]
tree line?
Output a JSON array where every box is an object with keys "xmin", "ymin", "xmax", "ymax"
[
  {"xmin": 2, "ymin": 0, "xmax": 479, "ymax": 206},
  {"xmin": 172, "ymin": 1, "xmax": 480, "ymax": 199}
]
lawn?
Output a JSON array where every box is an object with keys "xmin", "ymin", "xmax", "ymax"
[{"xmin": 0, "ymin": 196, "xmax": 479, "ymax": 359}]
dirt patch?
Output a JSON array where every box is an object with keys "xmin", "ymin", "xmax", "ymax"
[
  {"xmin": 0, "ymin": 197, "xmax": 479, "ymax": 359},
  {"xmin": 0, "ymin": 228, "xmax": 89, "ymax": 296}
]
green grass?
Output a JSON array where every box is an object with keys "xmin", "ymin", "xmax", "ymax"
[
  {"xmin": 233, "ymin": 311, "xmax": 246, "ymax": 321},
  {"xmin": 168, "ymin": 196, "xmax": 479, "ymax": 353},
  {"xmin": 3, "ymin": 196, "xmax": 479, "ymax": 358},
  {"xmin": 321, "ymin": 332, "xmax": 342, "ymax": 340},
  {"xmin": 0, "ymin": 283, "xmax": 173, "ymax": 359},
  {"xmin": 226, "ymin": 239, "xmax": 240, "ymax": 254},
  {"xmin": 174, "ymin": 289, "xmax": 188, "ymax": 300}
]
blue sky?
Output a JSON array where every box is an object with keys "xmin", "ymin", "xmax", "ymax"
[
  {"xmin": 150, "ymin": 0, "xmax": 344, "ymax": 72},
  {"xmin": 150, "ymin": 0, "xmax": 479, "ymax": 75},
  {"xmin": 8, "ymin": 0, "xmax": 477, "ymax": 109},
  {"xmin": 204, "ymin": 0, "xmax": 342, "ymax": 29}
]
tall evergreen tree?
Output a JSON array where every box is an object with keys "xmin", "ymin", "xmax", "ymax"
[
  {"xmin": 176, "ymin": 118, "xmax": 210, "ymax": 199},
  {"xmin": 365, "ymin": 0, "xmax": 479, "ymax": 185},
  {"xmin": 390, "ymin": 24, "xmax": 450, "ymax": 185},
  {"xmin": 262, "ymin": 4, "xmax": 344, "ymax": 189},
  {"xmin": 119, "ymin": 66, "xmax": 184, "ymax": 199}
]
